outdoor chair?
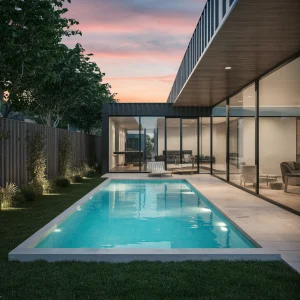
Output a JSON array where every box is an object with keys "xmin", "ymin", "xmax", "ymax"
[{"xmin": 148, "ymin": 162, "xmax": 172, "ymax": 177}]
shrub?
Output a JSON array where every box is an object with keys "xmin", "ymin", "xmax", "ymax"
[
  {"xmin": 12, "ymin": 192, "xmax": 25, "ymax": 207},
  {"xmin": 26, "ymin": 131, "xmax": 47, "ymax": 194},
  {"xmin": 59, "ymin": 135, "xmax": 72, "ymax": 178},
  {"xmin": 54, "ymin": 177, "xmax": 70, "ymax": 188},
  {"xmin": 0, "ymin": 183, "xmax": 19, "ymax": 209},
  {"xmin": 85, "ymin": 169, "xmax": 96, "ymax": 178},
  {"xmin": 72, "ymin": 174, "xmax": 83, "ymax": 183},
  {"xmin": 80, "ymin": 162, "xmax": 96, "ymax": 177},
  {"xmin": 20, "ymin": 185, "xmax": 36, "ymax": 202}
]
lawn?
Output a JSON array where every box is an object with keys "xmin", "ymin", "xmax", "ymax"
[{"xmin": 0, "ymin": 176, "xmax": 300, "ymax": 300}]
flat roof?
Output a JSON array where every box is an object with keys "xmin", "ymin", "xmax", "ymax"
[{"xmin": 172, "ymin": 0, "xmax": 300, "ymax": 107}]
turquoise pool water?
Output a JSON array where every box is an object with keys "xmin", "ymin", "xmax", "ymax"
[{"xmin": 35, "ymin": 180, "xmax": 255, "ymax": 249}]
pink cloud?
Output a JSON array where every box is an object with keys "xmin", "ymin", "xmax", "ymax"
[
  {"xmin": 76, "ymin": 15, "xmax": 197, "ymax": 35},
  {"xmin": 91, "ymin": 50, "xmax": 181, "ymax": 62},
  {"xmin": 103, "ymin": 75, "xmax": 176, "ymax": 103},
  {"xmin": 105, "ymin": 75, "xmax": 175, "ymax": 83}
]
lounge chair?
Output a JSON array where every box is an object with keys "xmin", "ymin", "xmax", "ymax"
[
  {"xmin": 240, "ymin": 165, "xmax": 277, "ymax": 187},
  {"xmin": 148, "ymin": 162, "xmax": 172, "ymax": 177}
]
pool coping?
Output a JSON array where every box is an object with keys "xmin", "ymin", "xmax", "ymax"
[{"xmin": 8, "ymin": 178, "xmax": 281, "ymax": 262}]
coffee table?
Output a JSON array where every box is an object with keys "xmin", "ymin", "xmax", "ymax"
[{"xmin": 284, "ymin": 173, "xmax": 300, "ymax": 193}]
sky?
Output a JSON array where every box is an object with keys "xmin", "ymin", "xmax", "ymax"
[{"xmin": 64, "ymin": 0, "xmax": 206, "ymax": 103}]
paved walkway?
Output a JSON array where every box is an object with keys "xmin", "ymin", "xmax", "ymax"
[{"xmin": 103, "ymin": 173, "xmax": 300, "ymax": 273}]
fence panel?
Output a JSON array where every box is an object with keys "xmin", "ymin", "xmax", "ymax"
[{"xmin": 0, "ymin": 119, "xmax": 102, "ymax": 187}]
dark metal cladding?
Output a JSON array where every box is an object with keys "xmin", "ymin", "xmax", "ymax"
[{"xmin": 102, "ymin": 103, "xmax": 211, "ymax": 118}]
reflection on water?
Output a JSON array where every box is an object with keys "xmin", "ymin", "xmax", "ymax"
[{"xmin": 35, "ymin": 180, "xmax": 254, "ymax": 249}]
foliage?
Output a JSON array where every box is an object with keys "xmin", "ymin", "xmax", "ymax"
[
  {"xmin": 0, "ymin": 182, "xmax": 19, "ymax": 209},
  {"xmin": 1, "ymin": 0, "xmax": 117, "ymax": 130},
  {"xmin": 12, "ymin": 191, "xmax": 25, "ymax": 207},
  {"xmin": 79, "ymin": 162, "xmax": 96, "ymax": 177},
  {"xmin": 20, "ymin": 185, "xmax": 36, "ymax": 202},
  {"xmin": 26, "ymin": 131, "xmax": 47, "ymax": 194},
  {"xmin": 58, "ymin": 135, "xmax": 72, "ymax": 178},
  {"xmin": 65, "ymin": 78, "xmax": 117, "ymax": 133},
  {"xmin": 54, "ymin": 177, "xmax": 70, "ymax": 188},
  {"xmin": 0, "ymin": 0, "xmax": 80, "ymax": 105},
  {"xmin": 72, "ymin": 174, "xmax": 83, "ymax": 183},
  {"xmin": 145, "ymin": 134, "xmax": 154, "ymax": 157},
  {"xmin": 85, "ymin": 170, "xmax": 96, "ymax": 178}
]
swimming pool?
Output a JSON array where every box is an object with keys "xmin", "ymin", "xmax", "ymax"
[{"xmin": 35, "ymin": 180, "xmax": 255, "ymax": 249}]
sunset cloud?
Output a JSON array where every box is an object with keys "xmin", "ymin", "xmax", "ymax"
[{"xmin": 64, "ymin": 0, "xmax": 206, "ymax": 102}]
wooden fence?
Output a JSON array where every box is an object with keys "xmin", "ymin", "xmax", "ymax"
[{"xmin": 0, "ymin": 118, "xmax": 102, "ymax": 187}]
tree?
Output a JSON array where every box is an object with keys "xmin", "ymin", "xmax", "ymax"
[
  {"xmin": 12, "ymin": 43, "xmax": 115, "ymax": 128},
  {"xmin": 65, "ymin": 81, "xmax": 117, "ymax": 134},
  {"xmin": 0, "ymin": 0, "xmax": 80, "ymax": 109}
]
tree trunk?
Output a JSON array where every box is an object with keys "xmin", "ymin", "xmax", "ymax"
[{"xmin": 47, "ymin": 111, "xmax": 52, "ymax": 127}]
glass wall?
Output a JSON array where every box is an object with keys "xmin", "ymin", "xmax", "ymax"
[
  {"xmin": 109, "ymin": 117, "xmax": 141, "ymax": 172},
  {"xmin": 199, "ymin": 117, "xmax": 211, "ymax": 173},
  {"xmin": 229, "ymin": 84, "xmax": 256, "ymax": 192},
  {"xmin": 212, "ymin": 101, "xmax": 227, "ymax": 179},
  {"xmin": 182, "ymin": 119, "xmax": 198, "ymax": 173},
  {"xmin": 140, "ymin": 117, "xmax": 165, "ymax": 172},
  {"xmin": 210, "ymin": 55, "xmax": 300, "ymax": 213},
  {"xmin": 259, "ymin": 56, "xmax": 300, "ymax": 210},
  {"xmin": 166, "ymin": 118, "xmax": 181, "ymax": 171}
]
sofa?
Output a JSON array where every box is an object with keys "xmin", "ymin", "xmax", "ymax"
[{"xmin": 280, "ymin": 162, "xmax": 300, "ymax": 185}]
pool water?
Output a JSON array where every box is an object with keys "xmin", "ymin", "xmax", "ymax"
[{"xmin": 35, "ymin": 180, "xmax": 255, "ymax": 249}]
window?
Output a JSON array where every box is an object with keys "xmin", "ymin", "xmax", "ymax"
[
  {"xmin": 109, "ymin": 117, "xmax": 141, "ymax": 172},
  {"xmin": 229, "ymin": 84, "xmax": 256, "ymax": 191},
  {"xmin": 212, "ymin": 101, "xmax": 227, "ymax": 179},
  {"xmin": 259, "ymin": 57, "xmax": 300, "ymax": 207}
]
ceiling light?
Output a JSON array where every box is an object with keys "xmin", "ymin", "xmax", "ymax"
[
  {"xmin": 225, "ymin": 66, "xmax": 232, "ymax": 70},
  {"xmin": 248, "ymin": 96, "xmax": 253, "ymax": 98},
  {"xmin": 237, "ymin": 100, "xmax": 243, "ymax": 103}
]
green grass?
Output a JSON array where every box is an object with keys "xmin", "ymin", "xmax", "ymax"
[{"xmin": 0, "ymin": 176, "xmax": 300, "ymax": 300}]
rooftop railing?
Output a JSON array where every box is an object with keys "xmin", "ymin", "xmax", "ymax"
[{"xmin": 167, "ymin": 0, "xmax": 237, "ymax": 104}]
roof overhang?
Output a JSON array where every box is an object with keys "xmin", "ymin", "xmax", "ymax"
[{"xmin": 174, "ymin": 0, "xmax": 300, "ymax": 107}]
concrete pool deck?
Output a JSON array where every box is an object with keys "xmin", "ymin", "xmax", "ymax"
[
  {"xmin": 102, "ymin": 173, "xmax": 300, "ymax": 272},
  {"xmin": 8, "ymin": 174, "xmax": 300, "ymax": 273}
]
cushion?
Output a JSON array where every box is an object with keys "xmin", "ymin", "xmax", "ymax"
[
  {"xmin": 294, "ymin": 162, "xmax": 300, "ymax": 170},
  {"xmin": 285, "ymin": 162, "xmax": 295, "ymax": 171},
  {"xmin": 184, "ymin": 154, "xmax": 190, "ymax": 162}
]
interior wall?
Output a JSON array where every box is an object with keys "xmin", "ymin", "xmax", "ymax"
[
  {"xmin": 201, "ymin": 126, "xmax": 211, "ymax": 156},
  {"xmin": 240, "ymin": 118, "xmax": 255, "ymax": 165},
  {"xmin": 182, "ymin": 126, "xmax": 197, "ymax": 154},
  {"xmin": 109, "ymin": 119, "xmax": 126, "ymax": 170},
  {"xmin": 157, "ymin": 127, "xmax": 165, "ymax": 155},
  {"xmin": 212, "ymin": 121, "xmax": 226, "ymax": 166},
  {"xmin": 166, "ymin": 128, "xmax": 181, "ymax": 151},
  {"xmin": 260, "ymin": 117, "xmax": 296, "ymax": 176},
  {"xmin": 260, "ymin": 57, "xmax": 300, "ymax": 108},
  {"xmin": 109, "ymin": 118, "xmax": 115, "ymax": 169}
]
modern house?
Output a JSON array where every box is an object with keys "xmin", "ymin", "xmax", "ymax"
[{"xmin": 102, "ymin": 0, "xmax": 300, "ymax": 214}]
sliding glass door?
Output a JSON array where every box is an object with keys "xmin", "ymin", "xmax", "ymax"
[
  {"xmin": 166, "ymin": 118, "xmax": 181, "ymax": 171},
  {"xmin": 182, "ymin": 119, "xmax": 198, "ymax": 173},
  {"xmin": 166, "ymin": 118, "xmax": 198, "ymax": 173}
]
